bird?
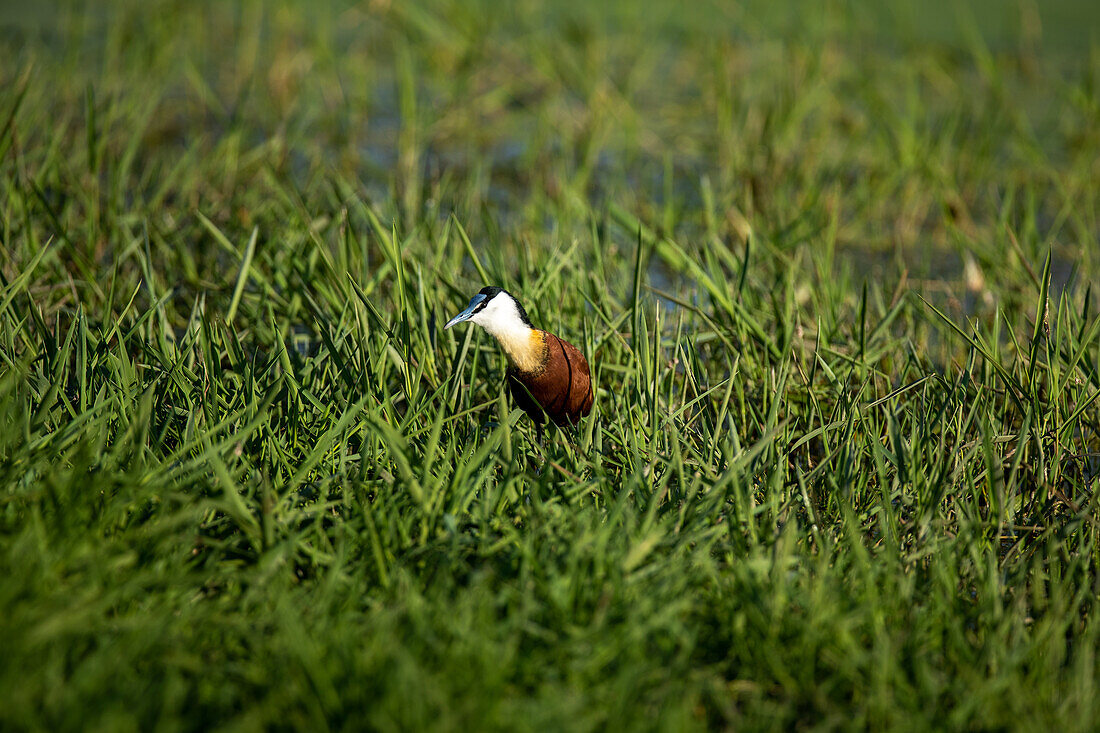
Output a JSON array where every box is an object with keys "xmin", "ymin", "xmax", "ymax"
[{"xmin": 445, "ymin": 286, "xmax": 593, "ymax": 442}]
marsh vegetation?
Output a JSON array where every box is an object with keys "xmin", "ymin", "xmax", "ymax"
[{"xmin": 2, "ymin": 1, "xmax": 1100, "ymax": 729}]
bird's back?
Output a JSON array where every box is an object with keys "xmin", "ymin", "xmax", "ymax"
[{"xmin": 508, "ymin": 331, "xmax": 593, "ymax": 427}]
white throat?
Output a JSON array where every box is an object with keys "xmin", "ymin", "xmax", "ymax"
[
  {"xmin": 469, "ymin": 294, "xmax": 531, "ymax": 336},
  {"xmin": 470, "ymin": 295, "xmax": 543, "ymax": 372}
]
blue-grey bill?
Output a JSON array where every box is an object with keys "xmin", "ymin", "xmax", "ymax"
[{"xmin": 444, "ymin": 293, "xmax": 486, "ymax": 329}]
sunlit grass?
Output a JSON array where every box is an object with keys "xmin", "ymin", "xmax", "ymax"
[{"xmin": 2, "ymin": 0, "xmax": 1100, "ymax": 729}]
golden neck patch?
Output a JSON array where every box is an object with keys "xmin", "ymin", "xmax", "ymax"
[{"xmin": 492, "ymin": 328, "xmax": 546, "ymax": 374}]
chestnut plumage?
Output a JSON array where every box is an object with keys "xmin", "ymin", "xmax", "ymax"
[
  {"xmin": 507, "ymin": 332, "xmax": 594, "ymax": 427},
  {"xmin": 445, "ymin": 287, "xmax": 594, "ymax": 432}
]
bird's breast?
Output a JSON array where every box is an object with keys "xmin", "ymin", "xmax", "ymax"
[
  {"xmin": 508, "ymin": 331, "xmax": 593, "ymax": 426},
  {"xmin": 496, "ymin": 328, "xmax": 549, "ymax": 375}
]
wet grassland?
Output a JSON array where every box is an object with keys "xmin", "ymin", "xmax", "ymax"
[{"xmin": 3, "ymin": 1, "xmax": 1100, "ymax": 729}]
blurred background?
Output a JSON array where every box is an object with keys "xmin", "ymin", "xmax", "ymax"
[{"xmin": 2, "ymin": 0, "xmax": 1098, "ymax": 312}]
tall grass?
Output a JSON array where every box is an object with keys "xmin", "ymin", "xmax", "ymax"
[{"xmin": 2, "ymin": 0, "xmax": 1100, "ymax": 729}]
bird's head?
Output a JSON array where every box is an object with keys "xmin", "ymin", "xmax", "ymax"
[{"xmin": 445, "ymin": 286, "xmax": 533, "ymax": 335}]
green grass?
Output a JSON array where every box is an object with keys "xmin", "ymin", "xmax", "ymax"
[{"xmin": 3, "ymin": 0, "xmax": 1100, "ymax": 729}]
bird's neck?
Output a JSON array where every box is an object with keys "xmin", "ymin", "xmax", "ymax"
[{"xmin": 483, "ymin": 322, "xmax": 546, "ymax": 374}]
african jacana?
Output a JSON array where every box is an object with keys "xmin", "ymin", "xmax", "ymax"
[{"xmin": 445, "ymin": 286, "xmax": 594, "ymax": 440}]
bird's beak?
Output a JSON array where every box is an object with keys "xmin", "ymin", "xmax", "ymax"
[{"xmin": 444, "ymin": 293, "xmax": 486, "ymax": 329}]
